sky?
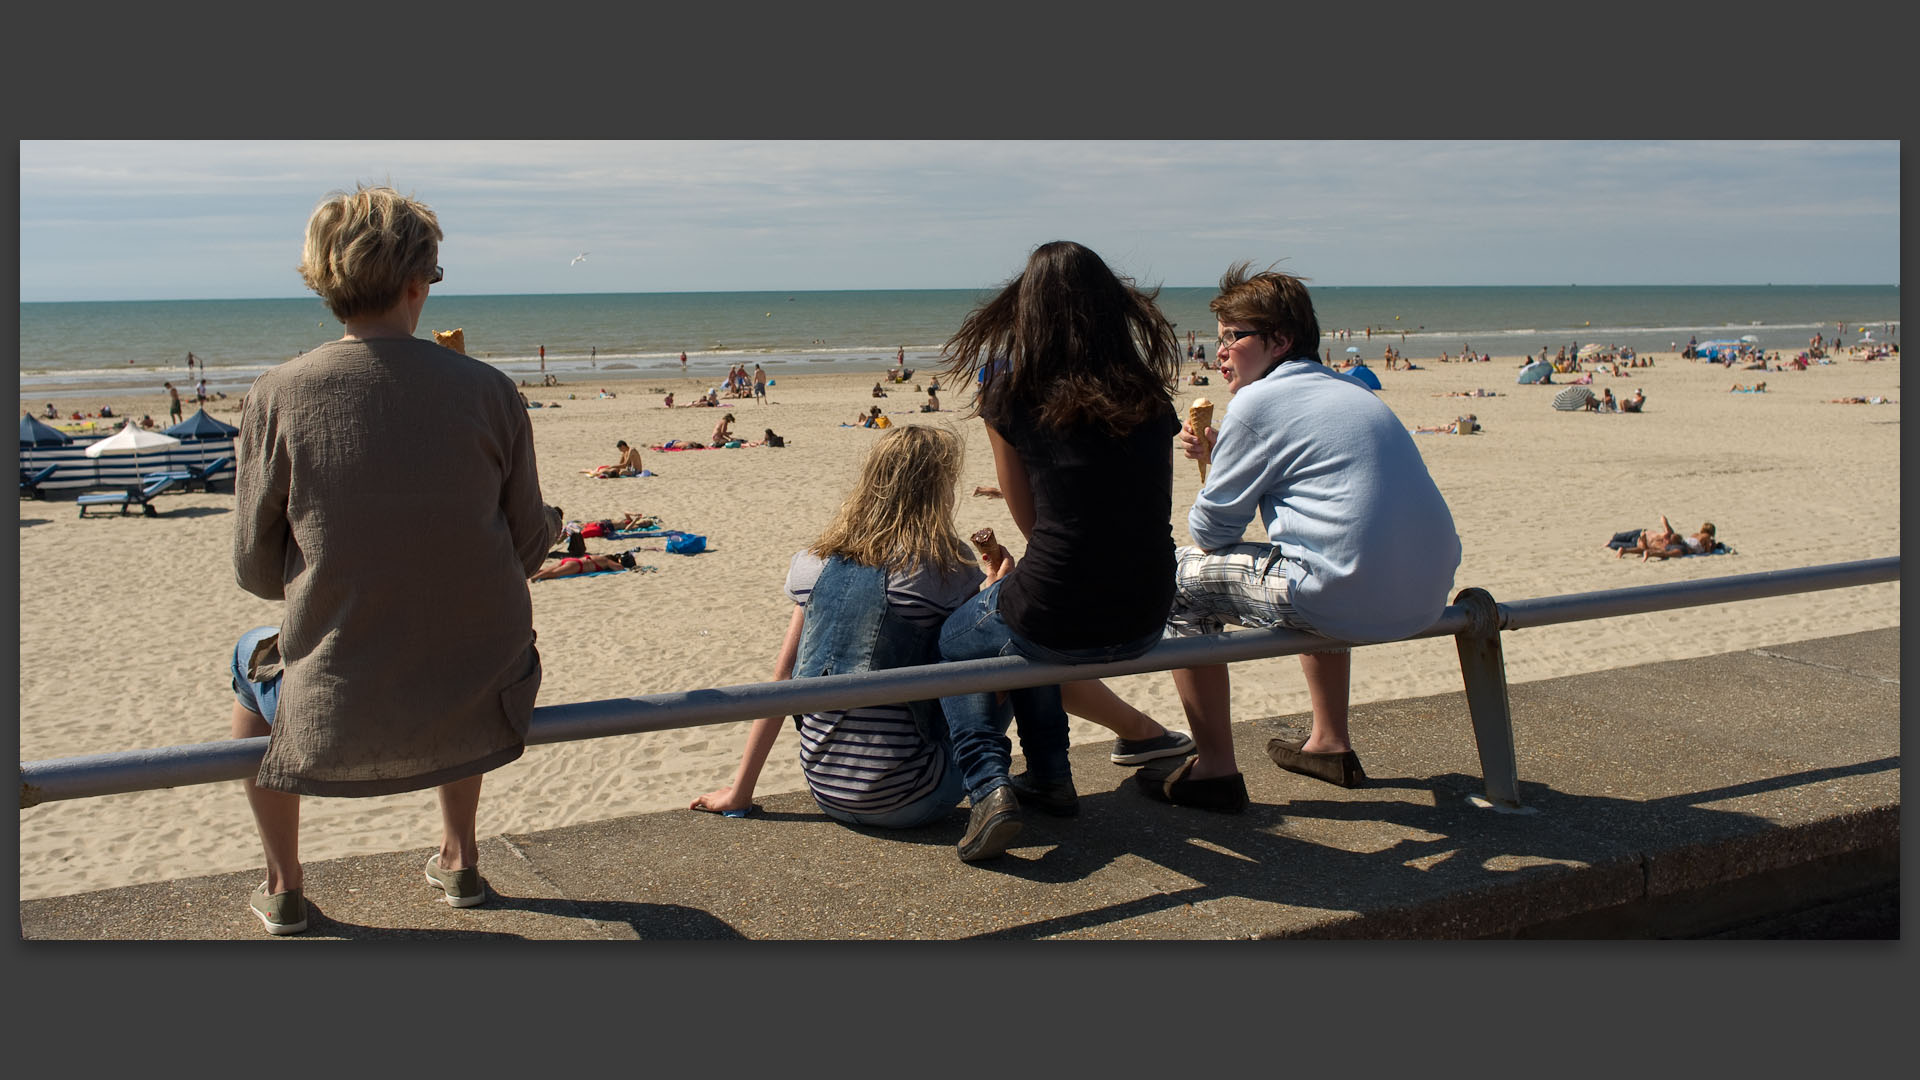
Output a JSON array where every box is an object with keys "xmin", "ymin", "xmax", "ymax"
[{"xmin": 17, "ymin": 140, "xmax": 1902, "ymax": 303}]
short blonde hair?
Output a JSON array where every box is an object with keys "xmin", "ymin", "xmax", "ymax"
[
  {"xmin": 811, "ymin": 425, "xmax": 972, "ymax": 575},
  {"xmin": 298, "ymin": 185, "xmax": 442, "ymax": 321}
]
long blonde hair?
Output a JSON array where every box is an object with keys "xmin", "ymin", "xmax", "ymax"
[{"xmin": 811, "ymin": 425, "xmax": 973, "ymax": 575}]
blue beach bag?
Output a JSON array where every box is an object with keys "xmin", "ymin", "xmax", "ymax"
[{"xmin": 667, "ymin": 533, "xmax": 707, "ymax": 555}]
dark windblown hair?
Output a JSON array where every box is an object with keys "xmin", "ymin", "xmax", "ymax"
[{"xmin": 939, "ymin": 240, "xmax": 1179, "ymax": 435}]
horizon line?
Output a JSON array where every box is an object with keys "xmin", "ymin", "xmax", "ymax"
[{"xmin": 22, "ymin": 282, "xmax": 1905, "ymax": 305}]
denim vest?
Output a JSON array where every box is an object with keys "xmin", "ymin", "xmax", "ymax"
[{"xmin": 791, "ymin": 557, "xmax": 948, "ymax": 744}]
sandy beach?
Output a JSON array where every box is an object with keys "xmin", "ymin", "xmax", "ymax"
[{"xmin": 17, "ymin": 350, "xmax": 1902, "ymax": 901}]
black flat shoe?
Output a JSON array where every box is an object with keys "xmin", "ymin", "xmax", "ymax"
[
  {"xmin": 1135, "ymin": 759, "xmax": 1249, "ymax": 814},
  {"xmin": 1008, "ymin": 770, "xmax": 1078, "ymax": 817}
]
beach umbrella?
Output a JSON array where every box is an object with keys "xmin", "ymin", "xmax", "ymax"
[
  {"xmin": 163, "ymin": 408, "xmax": 240, "ymax": 465},
  {"xmin": 163, "ymin": 408, "xmax": 238, "ymax": 439},
  {"xmin": 1579, "ymin": 343, "xmax": 1606, "ymax": 356},
  {"xmin": 84, "ymin": 421, "xmax": 180, "ymax": 482},
  {"xmin": 20, "ymin": 413, "xmax": 72, "ymax": 447},
  {"xmin": 1552, "ymin": 386, "xmax": 1595, "ymax": 411},
  {"xmin": 1739, "ymin": 335, "xmax": 1760, "ymax": 343},
  {"xmin": 1345, "ymin": 346, "xmax": 1360, "ymax": 354}
]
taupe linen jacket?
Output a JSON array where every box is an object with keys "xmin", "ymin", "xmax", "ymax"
[{"xmin": 234, "ymin": 336, "xmax": 559, "ymax": 796}]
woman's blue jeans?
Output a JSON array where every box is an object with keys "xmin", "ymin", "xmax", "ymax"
[{"xmin": 937, "ymin": 581, "xmax": 1161, "ymax": 804}]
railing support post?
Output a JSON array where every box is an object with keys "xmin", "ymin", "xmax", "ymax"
[{"xmin": 1452, "ymin": 587, "xmax": 1528, "ymax": 811}]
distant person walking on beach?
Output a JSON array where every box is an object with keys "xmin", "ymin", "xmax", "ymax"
[
  {"xmin": 752, "ymin": 364, "xmax": 768, "ymax": 402},
  {"xmin": 165, "ymin": 381, "xmax": 183, "ymax": 423},
  {"xmin": 932, "ymin": 240, "xmax": 1185, "ymax": 862},
  {"xmin": 229, "ymin": 184, "xmax": 559, "ymax": 935},
  {"xmin": 680, "ymin": 350, "xmax": 688, "ymax": 370}
]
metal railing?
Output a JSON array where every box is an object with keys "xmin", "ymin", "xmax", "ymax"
[{"xmin": 19, "ymin": 557, "xmax": 1899, "ymax": 811}]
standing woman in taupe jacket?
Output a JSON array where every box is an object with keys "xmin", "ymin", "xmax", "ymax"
[{"xmin": 229, "ymin": 184, "xmax": 560, "ymax": 934}]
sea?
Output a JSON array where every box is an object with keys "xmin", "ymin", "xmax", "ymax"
[{"xmin": 17, "ymin": 285, "xmax": 1902, "ymax": 401}]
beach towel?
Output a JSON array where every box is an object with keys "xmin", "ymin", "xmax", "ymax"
[{"xmin": 535, "ymin": 569, "xmax": 630, "ymax": 582}]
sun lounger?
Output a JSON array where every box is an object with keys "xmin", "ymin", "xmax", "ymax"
[
  {"xmin": 77, "ymin": 475, "xmax": 179, "ymax": 518},
  {"xmin": 19, "ymin": 464, "xmax": 58, "ymax": 500},
  {"xmin": 142, "ymin": 455, "xmax": 232, "ymax": 494}
]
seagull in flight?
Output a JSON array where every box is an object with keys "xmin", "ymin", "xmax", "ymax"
[{"xmin": 570, "ymin": 252, "xmax": 590, "ymax": 266}]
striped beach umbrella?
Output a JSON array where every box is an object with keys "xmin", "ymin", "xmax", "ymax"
[{"xmin": 1552, "ymin": 386, "xmax": 1595, "ymax": 411}]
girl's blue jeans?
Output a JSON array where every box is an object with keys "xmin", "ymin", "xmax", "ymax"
[{"xmin": 937, "ymin": 581, "xmax": 1161, "ymax": 804}]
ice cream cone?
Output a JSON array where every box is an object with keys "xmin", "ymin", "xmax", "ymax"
[
  {"xmin": 1188, "ymin": 398, "xmax": 1214, "ymax": 482},
  {"xmin": 970, "ymin": 527, "xmax": 1005, "ymax": 566}
]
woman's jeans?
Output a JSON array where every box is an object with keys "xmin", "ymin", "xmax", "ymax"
[{"xmin": 937, "ymin": 581, "xmax": 1162, "ymax": 804}]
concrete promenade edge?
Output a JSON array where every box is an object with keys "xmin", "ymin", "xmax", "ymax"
[{"xmin": 18, "ymin": 627, "xmax": 1901, "ymax": 940}]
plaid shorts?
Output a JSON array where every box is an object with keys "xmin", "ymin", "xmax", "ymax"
[{"xmin": 1165, "ymin": 543, "xmax": 1348, "ymax": 652}]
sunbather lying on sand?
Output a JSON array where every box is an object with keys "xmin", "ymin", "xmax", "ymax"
[
  {"xmin": 574, "ymin": 513, "xmax": 654, "ymax": 537},
  {"xmin": 1605, "ymin": 516, "xmax": 1717, "ymax": 560},
  {"xmin": 531, "ymin": 551, "xmax": 635, "ymax": 580},
  {"xmin": 1414, "ymin": 415, "xmax": 1479, "ymax": 434}
]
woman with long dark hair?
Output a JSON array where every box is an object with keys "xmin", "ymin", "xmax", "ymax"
[{"xmin": 934, "ymin": 240, "xmax": 1184, "ymax": 862}]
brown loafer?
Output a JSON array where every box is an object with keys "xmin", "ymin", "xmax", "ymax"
[{"xmin": 1266, "ymin": 737, "xmax": 1367, "ymax": 788}]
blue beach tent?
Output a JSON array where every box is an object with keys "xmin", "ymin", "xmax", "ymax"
[
  {"xmin": 20, "ymin": 413, "xmax": 73, "ymax": 447},
  {"xmin": 1347, "ymin": 364, "xmax": 1382, "ymax": 391},
  {"xmin": 163, "ymin": 408, "xmax": 240, "ymax": 439}
]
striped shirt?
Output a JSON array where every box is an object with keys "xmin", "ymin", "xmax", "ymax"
[{"xmin": 785, "ymin": 551, "xmax": 983, "ymax": 817}]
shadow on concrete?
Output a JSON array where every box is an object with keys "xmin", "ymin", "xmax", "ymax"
[
  {"xmin": 297, "ymin": 894, "xmax": 746, "ymax": 941},
  {"xmin": 954, "ymin": 756, "xmax": 1898, "ymax": 940}
]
